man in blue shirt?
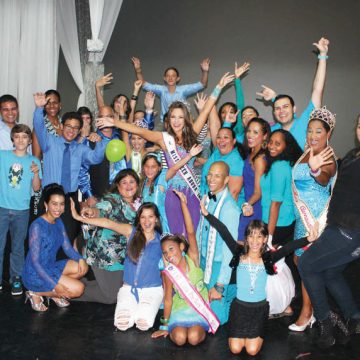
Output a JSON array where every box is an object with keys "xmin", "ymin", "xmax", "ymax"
[
  {"xmin": 33, "ymin": 93, "xmax": 107, "ymax": 242},
  {"xmin": 0, "ymin": 94, "xmax": 19, "ymax": 150},
  {"xmin": 197, "ymin": 161, "xmax": 240, "ymax": 324},
  {"xmin": 257, "ymin": 37, "xmax": 329, "ymax": 149}
]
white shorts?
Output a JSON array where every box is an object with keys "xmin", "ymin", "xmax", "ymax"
[{"xmin": 114, "ymin": 284, "xmax": 163, "ymax": 331}]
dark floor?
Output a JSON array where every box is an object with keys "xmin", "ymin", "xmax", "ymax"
[{"xmin": 1, "ymin": 260, "xmax": 359, "ymax": 360}]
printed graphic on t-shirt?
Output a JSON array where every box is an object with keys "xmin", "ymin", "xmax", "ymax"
[{"xmin": 9, "ymin": 163, "xmax": 23, "ymax": 188}]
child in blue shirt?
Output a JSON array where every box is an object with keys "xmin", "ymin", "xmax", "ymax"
[
  {"xmin": 0, "ymin": 124, "xmax": 42, "ymax": 295},
  {"xmin": 131, "ymin": 56, "xmax": 210, "ymax": 121}
]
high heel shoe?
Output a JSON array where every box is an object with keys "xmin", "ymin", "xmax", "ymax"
[
  {"xmin": 47, "ymin": 296, "xmax": 70, "ymax": 308},
  {"xmin": 25, "ymin": 291, "xmax": 48, "ymax": 312},
  {"xmin": 288, "ymin": 314, "xmax": 316, "ymax": 332}
]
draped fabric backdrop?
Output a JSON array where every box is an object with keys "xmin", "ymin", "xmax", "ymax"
[{"xmin": 0, "ymin": 0, "xmax": 58, "ymax": 127}]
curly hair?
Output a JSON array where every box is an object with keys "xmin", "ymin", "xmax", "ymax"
[
  {"xmin": 266, "ymin": 129, "xmax": 303, "ymax": 174},
  {"xmin": 166, "ymin": 101, "xmax": 198, "ymax": 151}
]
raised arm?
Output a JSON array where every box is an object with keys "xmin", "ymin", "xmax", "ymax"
[
  {"xmin": 193, "ymin": 72, "xmax": 235, "ymax": 135},
  {"xmin": 70, "ymin": 199, "xmax": 133, "ymax": 238},
  {"xmin": 311, "ymin": 37, "xmax": 329, "ymax": 108},
  {"xmin": 174, "ymin": 190, "xmax": 200, "ymax": 265},
  {"xmin": 128, "ymin": 80, "xmax": 143, "ymax": 124},
  {"xmin": 200, "ymin": 58, "xmax": 210, "ymax": 87},
  {"xmin": 95, "ymin": 73, "xmax": 113, "ymax": 109},
  {"xmin": 33, "ymin": 93, "xmax": 50, "ymax": 152},
  {"xmin": 165, "ymin": 144, "xmax": 203, "ymax": 181},
  {"xmin": 131, "ymin": 57, "xmax": 145, "ymax": 84},
  {"xmin": 96, "ymin": 115, "xmax": 164, "ymax": 147}
]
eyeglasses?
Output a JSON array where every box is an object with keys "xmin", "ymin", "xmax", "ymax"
[{"xmin": 63, "ymin": 124, "xmax": 80, "ymax": 132}]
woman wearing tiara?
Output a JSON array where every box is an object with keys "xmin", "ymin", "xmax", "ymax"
[{"xmin": 289, "ymin": 107, "xmax": 337, "ymax": 332}]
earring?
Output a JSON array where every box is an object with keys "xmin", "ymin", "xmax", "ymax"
[
  {"xmin": 262, "ymin": 141, "xmax": 267, "ymax": 149},
  {"xmin": 45, "ymin": 207, "xmax": 48, "ymax": 212},
  {"xmin": 181, "ymin": 251, "xmax": 186, "ymax": 257}
]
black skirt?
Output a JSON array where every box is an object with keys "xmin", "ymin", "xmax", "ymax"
[{"xmin": 228, "ymin": 298, "xmax": 269, "ymax": 339}]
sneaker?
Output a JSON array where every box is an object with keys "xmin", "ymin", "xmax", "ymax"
[{"xmin": 11, "ymin": 276, "xmax": 23, "ymax": 296}]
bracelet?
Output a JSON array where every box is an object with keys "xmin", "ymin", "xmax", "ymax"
[
  {"xmin": 119, "ymin": 115, "xmax": 127, "ymax": 120},
  {"xmin": 318, "ymin": 55, "xmax": 329, "ymax": 60},
  {"xmin": 241, "ymin": 202, "xmax": 250, "ymax": 208},
  {"xmin": 271, "ymin": 97, "xmax": 276, "ymax": 103},
  {"xmin": 131, "ymin": 95, "xmax": 138, "ymax": 101},
  {"xmin": 210, "ymin": 86, "xmax": 221, "ymax": 99},
  {"xmin": 310, "ymin": 168, "xmax": 321, "ymax": 177},
  {"xmin": 159, "ymin": 325, "xmax": 169, "ymax": 331},
  {"xmin": 214, "ymin": 284, "xmax": 224, "ymax": 294},
  {"xmin": 160, "ymin": 316, "xmax": 169, "ymax": 324}
]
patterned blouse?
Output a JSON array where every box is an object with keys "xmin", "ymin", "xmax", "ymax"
[{"xmin": 85, "ymin": 193, "xmax": 137, "ymax": 270}]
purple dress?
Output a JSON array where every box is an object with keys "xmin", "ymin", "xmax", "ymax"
[
  {"xmin": 22, "ymin": 217, "xmax": 82, "ymax": 292},
  {"xmin": 237, "ymin": 157, "xmax": 262, "ymax": 240},
  {"xmin": 164, "ymin": 144, "xmax": 200, "ymax": 236}
]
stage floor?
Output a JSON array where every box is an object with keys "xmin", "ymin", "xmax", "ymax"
[{"xmin": 1, "ymin": 260, "xmax": 359, "ymax": 360}]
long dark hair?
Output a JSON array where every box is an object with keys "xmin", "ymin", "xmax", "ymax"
[
  {"xmin": 167, "ymin": 101, "xmax": 198, "ymax": 151},
  {"xmin": 242, "ymin": 118, "xmax": 271, "ymax": 162},
  {"xmin": 140, "ymin": 152, "xmax": 162, "ymax": 196},
  {"xmin": 243, "ymin": 220, "xmax": 269, "ymax": 256},
  {"xmin": 127, "ymin": 203, "xmax": 162, "ymax": 263},
  {"xmin": 266, "ymin": 130, "xmax": 302, "ymax": 174}
]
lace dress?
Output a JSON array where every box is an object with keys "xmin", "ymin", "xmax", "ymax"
[{"xmin": 22, "ymin": 217, "xmax": 82, "ymax": 292}]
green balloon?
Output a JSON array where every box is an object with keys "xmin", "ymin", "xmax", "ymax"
[{"xmin": 105, "ymin": 139, "xmax": 126, "ymax": 162}]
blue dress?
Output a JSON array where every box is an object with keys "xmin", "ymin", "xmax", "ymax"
[
  {"xmin": 142, "ymin": 171, "xmax": 169, "ymax": 233},
  {"xmin": 237, "ymin": 157, "xmax": 263, "ymax": 240},
  {"xmin": 22, "ymin": 217, "xmax": 82, "ymax": 292},
  {"xmin": 293, "ymin": 163, "xmax": 334, "ymax": 256}
]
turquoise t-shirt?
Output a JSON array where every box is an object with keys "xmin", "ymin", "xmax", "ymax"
[
  {"xmin": 200, "ymin": 147, "xmax": 244, "ymax": 196},
  {"xmin": 271, "ymin": 100, "xmax": 315, "ymax": 150},
  {"xmin": 0, "ymin": 150, "xmax": 42, "ymax": 210},
  {"xmin": 261, "ymin": 160, "xmax": 295, "ymax": 227}
]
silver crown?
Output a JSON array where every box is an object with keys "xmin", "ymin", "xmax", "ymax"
[{"xmin": 309, "ymin": 106, "xmax": 336, "ymax": 130}]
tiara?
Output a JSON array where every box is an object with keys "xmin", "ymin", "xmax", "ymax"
[
  {"xmin": 309, "ymin": 106, "xmax": 336, "ymax": 130},
  {"xmin": 160, "ymin": 232, "xmax": 173, "ymax": 240},
  {"xmin": 134, "ymin": 119, "xmax": 148, "ymax": 129}
]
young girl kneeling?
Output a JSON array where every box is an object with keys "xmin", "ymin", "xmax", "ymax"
[
  {"xmin": 202, "ymin": 205, "xmax": 318, "ymax": 356},
  {"xmin": 152, "ymin": 190, "xmax": 219, "ymax": 346}
]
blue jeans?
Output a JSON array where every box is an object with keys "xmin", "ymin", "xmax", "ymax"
[
  {"xmin": 0, "ymin": 207, "xmax": 29, "ymax": 283},
  {"xmin": 298, "ymin": 224, "xmax": 360, "ymax": 321}
]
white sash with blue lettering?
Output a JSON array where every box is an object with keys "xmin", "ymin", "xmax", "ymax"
[{"xmin": 162, "ymin": 132, "xmax": 200, "ymax": 200}]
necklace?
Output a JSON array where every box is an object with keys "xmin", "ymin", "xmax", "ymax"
[{"xmin": 247, "ymin": 257, "xmax": 262, "ymax": 295}]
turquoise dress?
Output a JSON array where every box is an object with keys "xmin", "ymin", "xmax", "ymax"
[
  {"xmin": 293, "ymin": 162, "xmax": 334, "ymax": 256},
  {"xmin": 142, "ymin": 170, "xmax": 169, "ymax": 233}
]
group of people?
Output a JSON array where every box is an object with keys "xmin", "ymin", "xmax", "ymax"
[{"xmin": 1, "ymin": 36, "xmax": 360, "ymax": 356}]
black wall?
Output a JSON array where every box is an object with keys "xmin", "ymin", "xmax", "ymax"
[{"xmin": 58, "ymin": 0, "xmax": 360, "ymax": 157}]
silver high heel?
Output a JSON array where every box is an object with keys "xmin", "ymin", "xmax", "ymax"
[
  {"xmin": 25, "ymin": 291, "xmax": 48, "ymax": 312},
  {"xmin": 47, "ymin": 296, "xmax": 70, "ymax": 308},
  {"xmin": 288, "ymin": 314, "xmax": 316, "ymax": 332}
]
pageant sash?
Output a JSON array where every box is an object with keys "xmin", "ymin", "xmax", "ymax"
[
  {"xmin": 163, "ymin": 263, "xmax": 220, "ymax": 334},
  {"xmin": 292, "ymin": 148, "xmax": 337, "ymax": 236},
  {"xmin": 162, "ymin": 132, "xmax": 200, "ymax": 200},
  {"xmin": 199, "ymin": 188, "xmax": 228, "ymax": 284}
]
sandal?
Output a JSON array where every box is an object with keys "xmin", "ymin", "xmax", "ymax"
[
  {"xmin": 25, "ymin": 291, "xmax": 48, "ymax": 312},
  {"xmin": 269, "ymin": 310, "xmax": 294, "ymax": 319},
  {"xmin": 48, "ymin": 296, "xmax": 70, "ymax": 308}
]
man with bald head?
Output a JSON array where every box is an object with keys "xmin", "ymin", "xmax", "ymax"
[
  {"xmin": 79, "ymin": 106, "xmax": 127, "ymax": 204},
  {"xmin": 197, "ymin": 161, "xmax": 240, "ymax": 325}
]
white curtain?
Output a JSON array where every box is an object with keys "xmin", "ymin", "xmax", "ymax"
[
  {"xmin": 0, "ymin": 0, "xmax": 21, "ymax": 97},
  {"xmin": 57, "ymin": 0, "xmax": 85, "ymax": 108},
  {"xmin": 17, "ymin": 0, "xmax": 58, "ymax": 126},
  {"xmin": 88, "ymin": 0, "xmax": 123, "ymax": 61}
]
